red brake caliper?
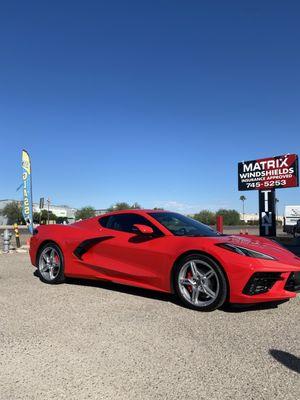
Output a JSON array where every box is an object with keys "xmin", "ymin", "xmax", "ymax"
[{"xmin": 187, "ymin": 271, "xmax": 193, "ymax": 293}]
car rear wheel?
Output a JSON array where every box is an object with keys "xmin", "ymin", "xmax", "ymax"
[
  {"xmin": 174, "ymin": 254, "xmax": 227, "ymax": 311},
  {"xmin": 37, "ymin": 243, "xmax": 65, "ymax": 284}
]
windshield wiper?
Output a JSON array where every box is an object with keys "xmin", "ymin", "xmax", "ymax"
[
  {"xmin": 185, "ymin": 234, "xmax": 207, "ymax": 237},
  {"xmin": 185, "ymin": 233, "xmax": 222, "ymax": 237}
]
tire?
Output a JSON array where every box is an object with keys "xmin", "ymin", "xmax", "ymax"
[
  {"xmin": 173, "ymin": 254, "xmax": 228, "ymax": 311},
  {"xmin": 37, "ymin": 242, "xmax": 65, "ymax": 284}
]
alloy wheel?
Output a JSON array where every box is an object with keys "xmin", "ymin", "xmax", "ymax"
[
  {"xmin": 39, "ymin": 246, "xmax": 61, "ymax": 281},
  {"xmin": 178, "ymin": 259, "xmax": 220, "ymax": 307}
]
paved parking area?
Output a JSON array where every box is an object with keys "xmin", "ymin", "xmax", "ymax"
[{"xmin": 0, "ymin": 253, "xmax": 299, "ymax": 399}]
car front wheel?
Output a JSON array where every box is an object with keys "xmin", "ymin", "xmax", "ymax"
[{"xmin": 174, "ymin": 254, "xmax": 227, "ymax": 311}]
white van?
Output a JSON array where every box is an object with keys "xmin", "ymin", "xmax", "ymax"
[{"xmin": 283, "ymin": 205, "xmax": 300, "ymax": 235}]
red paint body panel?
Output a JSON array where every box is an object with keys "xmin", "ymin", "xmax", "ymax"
[{"xmin": 30, "ymin": 210, "xmax": 300, "ymax": 304}]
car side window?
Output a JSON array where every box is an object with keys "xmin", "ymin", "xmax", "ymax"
[
  {"xmin": 99, "ymin": 213, "xmax": 162, "ymax": 235},
  {"xmin": 99, "ymin": 216, "xmax": 109, "ymax": 227}
]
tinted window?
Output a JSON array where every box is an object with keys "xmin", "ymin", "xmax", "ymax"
[
  {"xmin": 99, "ymin": 215, "xmax": 110, "ymax": 227},
  {"xmin": 99, "ymin": 213, "xmax": 162, "ymax": 235},
  {"xmin": 149, "ymin": 212, "xmax": 220, "ymax": 237}
]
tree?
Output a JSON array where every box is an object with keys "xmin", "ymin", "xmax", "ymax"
[
  {"xmin": 33, "ymin": 212, "xmax": 41, "ymax": 223},
  {"xmin": 33, "ymin": 210, "xmax": 58, "ymax": 224},
  {"xmin": 131, "ymin": 202, "xmax": 142, "ymax": 209},
  {"xmin": 56, "ymin": 217, "xmax": 69, "ymax": 224},
  {"xmin": 239, "ymin": 195, "xmax": 246, "ymax": 221},
  {"xmin": 0, "ymin": 201, "xmax": 24, "ymax": 224},
  {"xmin": 107, "ymin": 202, "xmax": 142, "ymax": 211},
  {"xmin": 107, "ymin": 202, "xmax": 130, "ymax": 212},
  {"xmin": 75, "ymin": 206, "xmax": 95, "ymax": 220},
  {"xmin": 193, "ymin": 210, "xmax": 216, "ymax": 225},
  {"xmin": 216, "ymin": 209, "xmax": 240, "ymax": 226}
]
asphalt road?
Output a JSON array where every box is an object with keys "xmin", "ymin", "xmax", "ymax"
[{"xmin": 0, "ymin": 253, "xmax": 299, "ymax": 400}]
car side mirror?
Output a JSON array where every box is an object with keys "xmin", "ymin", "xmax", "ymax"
[{"xmin": 132, "ymin": 224, "xmax": 154, "ymax": 235}]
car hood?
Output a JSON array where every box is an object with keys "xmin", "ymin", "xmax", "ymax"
[{"xmin": 211, "ymin": 234, "xmax": 300, "ymax": 263}]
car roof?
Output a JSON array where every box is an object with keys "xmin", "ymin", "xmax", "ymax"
[
  {"xmin": 73, "ymin": 209, "xmax": 173, "ymax": 226},
  {"xmin": 99, "ymin": 209, "xmax": 169, "ymax": 217}
]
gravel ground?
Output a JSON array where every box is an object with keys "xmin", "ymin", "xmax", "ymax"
[{"xmin": 0, "ymin": 253, "xmax": 299, "ymax": 400}]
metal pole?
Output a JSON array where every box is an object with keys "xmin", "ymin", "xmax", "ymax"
[
  {"xmin": 216, "ymin": 215, "xmax": 223, "ymax": 234},
  {"xmin": 39, "ymin": 197, "xmax": 44, "ymax": 225},
  {"xmin": 47, "ymin": 198, "xmax": 50, "ymax": 225},
  {"xmin": 242, "ymin": 200, "xmax": 245, "ymax": 222},
  {"xmin": 13, "ymin": 223, "xmax": 21, "ymax": 248}
]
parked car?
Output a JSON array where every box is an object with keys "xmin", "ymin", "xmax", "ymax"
[
  {"xmin": 283, "ymin": 205, "xmax": 300, "ymax": 236},
  {"xmin": 30, "ymin": 210, "xmax": 300, "ymax": 311}
]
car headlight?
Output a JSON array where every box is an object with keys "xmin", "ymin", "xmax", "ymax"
[{"xmin": 215, "ymin": 243, "xmax": 276, "ymax": 260}]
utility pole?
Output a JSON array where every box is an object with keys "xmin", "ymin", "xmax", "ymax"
[
  {"xmin": 39, "ymin": 197, "xmax": 44, "ymax": 225},
  {"xmin": 275, "ymin": 198, "xmax": 279, "ymax": 223},
  {"xmin": 47, "ymin": 198, "xmax": 50, "ymax": 225}
]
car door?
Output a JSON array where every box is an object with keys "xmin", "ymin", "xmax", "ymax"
[{"xmin": 82, "ymin": 213, "xmax": 173, "ymax": 292}]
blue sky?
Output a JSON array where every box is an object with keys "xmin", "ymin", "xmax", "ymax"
[{"xmin": 1, "ymin": 1, "xmax": 299, "ymax": 215}]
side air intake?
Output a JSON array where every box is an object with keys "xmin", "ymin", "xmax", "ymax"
[{"xmin": 73, "ymin": 236, "xmax": 114, "ymax": 259}]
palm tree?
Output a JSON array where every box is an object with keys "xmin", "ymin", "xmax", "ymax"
[{"xmin": 240, "ymin": 195, "xmax": 246, "ymax": 221}]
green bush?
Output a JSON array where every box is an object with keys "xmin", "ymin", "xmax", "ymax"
[
  {"xmin": 75, "ymin": 206, "xmax": 95, "ymax": 220},
  {"xmin": 193, "ymin": 210, "xmax": 216, "ymax": 225},
  {"xmin": 107, "ymin": 202, "xmax": 142, "ymax": 211},
  {"xmin": 192, "ymin": 208, "xmax": 241, "ymax": 226},
  {"xmin": 216, "ymin": 209, "xmax": 241, "ymax": 226}
]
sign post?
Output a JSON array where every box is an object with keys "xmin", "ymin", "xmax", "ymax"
[
  {"xmin": 238, "ymin": 154, "xmax": 299, "ymax": 237},
  {"xmin": 258, "ymin": 189, "xmax": 276, "ymax": 236},
  {"xmin": 39, "ymin": 197, "xmax": 44, "ymax": 209}
]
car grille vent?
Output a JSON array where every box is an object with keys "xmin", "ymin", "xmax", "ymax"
[
  {"xmin": 284, "ymin": 272, "xmax": 300, "ymax": 293},
  {"xmin": 243, "ymin": 272, "xmax": 283, "ymax": 295}
]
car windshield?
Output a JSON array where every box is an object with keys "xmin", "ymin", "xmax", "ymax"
[{"xmin": 149, "ymin": 212, "xmax": 220, "ymax": 237}]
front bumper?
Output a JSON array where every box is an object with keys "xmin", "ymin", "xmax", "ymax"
[
  {"xmin": 220, "ymin": 254, "xmax": 300, "ymax": 304},
  {"xmin": 242, "ymin": 272, "xmax": 284, "ymax": 296}
]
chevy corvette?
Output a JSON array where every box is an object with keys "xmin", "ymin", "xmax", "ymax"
[{"xmin": 30, "ymin": 210, "xmax": 300, "ymax": 311}]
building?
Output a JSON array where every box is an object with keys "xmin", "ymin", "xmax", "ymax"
[
  {"xmin": 0, "ymin": 199, "xmax": 77, "ymax": 225},
  {"xmin": 240, "ymin": 212, "xmax": 283, "ymax": 223},
  {"xmin": 94, "ymin": 209, "xmax": 109, "ymax": 216},
  {"xmin": 239, "ymin": 213, "xmax": 259, "ymax": 223},
  {"xmin": 33, "ymin": 203, "xmax": 77, "ymax": 223}
]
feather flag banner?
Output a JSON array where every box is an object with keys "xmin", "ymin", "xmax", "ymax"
[{"xmin": 21, "ymin": 150, "xmax": 33, "ymax": 234}]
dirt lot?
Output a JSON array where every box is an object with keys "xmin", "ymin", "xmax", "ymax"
[{"xmin": 0, "ymin": 252, "xmax": 299, "ymax": 400}]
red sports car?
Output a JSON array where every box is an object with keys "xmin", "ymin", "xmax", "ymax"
[{"xmin": 29, "ymin": 210, "xmax": 300, "ymax": 311}]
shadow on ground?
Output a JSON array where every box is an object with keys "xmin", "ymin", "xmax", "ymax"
[
  {"xmin": 221, "ymin": 300, "xmax": 290, "ymax": 313},
  {"xmin": 33, "ymin": 269, "xmax": 176, "ymax": 305},
  {"xmin": 67, "ymin": 276, "xmax": 177, "ymax": 303},
  {"xmin": 269, "ymin": 349, "xmax": 300, "ymax": 373},
  {"xmin": 33, "ymin": 269, "xmax": 290, "ymax": 313}
]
